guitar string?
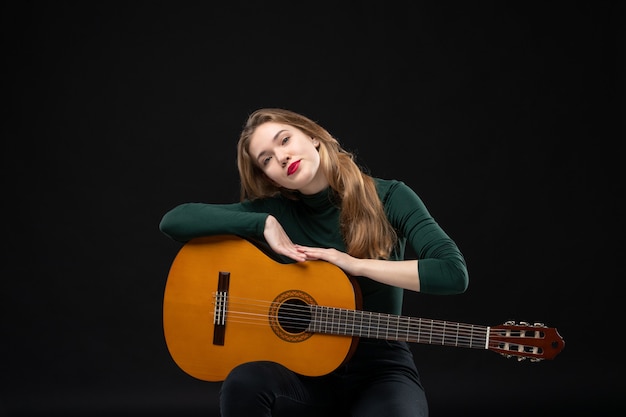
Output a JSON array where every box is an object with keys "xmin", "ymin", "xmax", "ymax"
[
  {"xmin": 219, "ymin": 317, "xmax": 489, "ymax": 348},
  {"xmin": 220, "ymin": 307, "xmax": 540, "ymax": 355},
  {"xmin": 217, "ymin": 296, "xmax": 549, "ymax": 353},
  {"xmin": 211, "ymin": 297, "xmax": 548, "ymax": 355},
  {"xmin": 213, "ymin": 296, "xmax": 508, "ymax": 348},
  {"xmin": 218, "ymin": 317, "xmax": 542, "ymax": 356}
]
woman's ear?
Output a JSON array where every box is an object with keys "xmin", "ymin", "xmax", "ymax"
[{"xmin": 312, "ymin": 137, "xmax": 319, "ymax": 148}]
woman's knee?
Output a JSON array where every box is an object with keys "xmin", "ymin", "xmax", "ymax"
[
  {"xmin": 220, "ymin": 362, "xmax": 289, "ymax": 416},
  {"xmin": 223, "ymin": 361, "xmax": 282, "ymax": 394}
]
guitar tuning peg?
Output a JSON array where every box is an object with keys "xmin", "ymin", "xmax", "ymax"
[
  {"xmin": 519, "ymin": 321, "xmax": 529, "ymax": 326},
  {"xmin": 533, "ymin": 322, "xmax": 545, "ymax": 327},
  {"xmin": 504, "ymin": 320, "xmax": 515, "ymax": 325},
  {"xmin": 517, "ymin": 356, "xmax": 526, "ymax": 362},
  {"xmin": 530, "ymin": 358, "xmax": 544, "ymax": 363}
]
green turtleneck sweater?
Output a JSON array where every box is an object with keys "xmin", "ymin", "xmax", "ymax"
[{"xmin": 159, "ymin": 178, "xmax": 468, "ymax": 315}]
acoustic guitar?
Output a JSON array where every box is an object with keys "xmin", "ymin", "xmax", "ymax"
[{"xmin": 163, "ymin": 235, "xmax": 564, "ymax": 382}]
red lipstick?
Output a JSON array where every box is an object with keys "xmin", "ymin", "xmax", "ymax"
[{"xmin": 287, "ymin": 160, "xmax": 300, "ymax": 175}]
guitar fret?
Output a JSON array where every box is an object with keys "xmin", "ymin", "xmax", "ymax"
[
  {"xmin": 441, "ymin": 321, "xmax": 446, "ymax": 345},
  {"xmin": 325, "ymin": 307, "xmax": 331, "ymax": 334},
  {"xmin": 349, "ymin": 309, "xmax": 356, "ymax": 335},
  {"xmin": 309, "ymin": 303, "xmax": 491, "ymax": 351},
  {"xmin": 393, "ymin": 315, "xmax": 399, "ymax": 340},
  {"xmin": 339, "ymin": 309, "xmax": 348, "ymax": 334},
  {"xmin": 481, "ymin": 326, "xmax": 487, "ymax": 349},
  {"xmin": 417, "ymin": 318, "xmax": 421, "ymax": 343},
  {"xmin": 338, "ymin": 309, "xmax": 342, "ymax": 334},
  {"xmin": 385, "ymin": 314, "xmax": 390, "ymax": 339},
  {"xmin": 339, "ymin": 308, "xmax": 344, "ymax": 334},
  {"xmin": 357, "ymin": 310, "xmax": 364, "ymax": 337},
  {"xmin": 405, "ymin": 317, "xmax": 411, "ymax": 341},
  {"xmin": 312, "ymin": 306, "xmax": 319, "ymax": 333},
  {"xmin": 428, "ymin": 319, "xmax": 434, "ymax": 344},
  {"xmin": 327, "ymin": 306, "xmax": 332, "ymax": 334}
]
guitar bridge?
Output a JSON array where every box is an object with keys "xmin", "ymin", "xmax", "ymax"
[{"xmin": 213, "ymin": 271, "xmax": 230, "ymax": 345}]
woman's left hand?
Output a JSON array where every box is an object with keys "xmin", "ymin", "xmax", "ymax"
[
  {"xmin": 296, "ymin": 244, "xmax": 421, "ymax": 291},
  {"xmin": 294, "ymin": 245, "xmax": 361, "ymax": 276}
]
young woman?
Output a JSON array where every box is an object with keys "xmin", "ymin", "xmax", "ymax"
[{"xmin": 159, "ymin": 108, "xmax": 469, "ymax": 417}]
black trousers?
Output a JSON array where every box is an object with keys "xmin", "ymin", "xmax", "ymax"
[{"xmin": 219, "ymin": 340, "xmax": 428, "ymax": 417}]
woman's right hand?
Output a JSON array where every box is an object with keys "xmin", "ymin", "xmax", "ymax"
[{"xmin": 263, "ymin": 215, "xmax": 307, "ymax": 262}]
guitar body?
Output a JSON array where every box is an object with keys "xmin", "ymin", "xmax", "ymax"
[{"xmin": 163, "ymin": 235, "xmax": 359, "ymax": 382}]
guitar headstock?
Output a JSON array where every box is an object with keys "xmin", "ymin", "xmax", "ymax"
[{"xmin": 489, "ymin": 321, "xmax": 565, "ymax": 362}]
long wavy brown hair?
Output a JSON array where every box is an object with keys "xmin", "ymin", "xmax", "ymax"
[{"xmin": 236, "ymin": 108, "xmax": 397, "ymax": 260}]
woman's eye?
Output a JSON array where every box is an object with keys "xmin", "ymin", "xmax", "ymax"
[
  {"xmin": 262, "ymin": 156, "xmax": 272, "ymax": 166},
  {"xmin": 281, "ymin": 136, "xmax": 290, "ymax": 144}
]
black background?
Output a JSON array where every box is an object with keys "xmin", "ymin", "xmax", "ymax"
[{"xmin": 2, "ymin": 1, "xmax": 624, "ymax": 416}]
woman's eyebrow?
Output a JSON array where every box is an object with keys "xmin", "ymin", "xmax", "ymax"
[
  {"xmin": 272, "ymin": 129, "xmax": 288, "ymax": 141},
  {"xmin": 256, "ymin": 129, "xmax": 288, "ymax": 160}
]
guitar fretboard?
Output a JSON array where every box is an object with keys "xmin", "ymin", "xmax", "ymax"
[{"xmin": 309, "ymin": 305, "xmax": 489, "ymax": 349}]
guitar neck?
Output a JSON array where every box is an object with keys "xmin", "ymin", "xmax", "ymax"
[{"xmin": 309, "ymin": 306, "xmax": 489, "ymax": 350}]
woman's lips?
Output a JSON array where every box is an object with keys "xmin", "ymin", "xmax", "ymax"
[{"xmin": 287, "ymin": 160, "xmax": 300, "ymax": 175}]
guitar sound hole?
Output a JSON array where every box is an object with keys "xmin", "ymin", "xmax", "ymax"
[{"xmin": 278, "ymin": 299, "xmax": 311, "ymax": 334}]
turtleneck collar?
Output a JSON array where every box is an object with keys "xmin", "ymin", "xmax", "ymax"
[{"xmin": 296, "ymin": 187, "xmax": 339, "ymax": 211}]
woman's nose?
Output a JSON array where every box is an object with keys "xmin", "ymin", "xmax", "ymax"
[{"xmin": 279, "ymin": 154, "xmax": 291, "ymax": 167}]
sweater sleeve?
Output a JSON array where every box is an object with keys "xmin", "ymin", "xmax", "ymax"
[
  {"xmin": 382, "ymin": 180, "xmax": 469, "ymax": 295},
  {"xmin": 159, "ymin": 202, "xmax": 270, "ymax": 242}
]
